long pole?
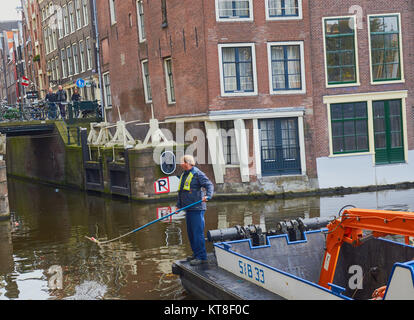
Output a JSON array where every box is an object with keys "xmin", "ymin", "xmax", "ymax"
[
  {"xmin": 91, "ymin": 0, "xmax": 106, "ymax": 123},
  {"xmin": 86, "ymin": 198, "xmax": 210, "ymax": 245}
]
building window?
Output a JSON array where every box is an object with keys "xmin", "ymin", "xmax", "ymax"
[
  {"xmin": 86, "ymin": 37, "xmax": 93, "ymax": 70},
  {"xmin": 109, "ymin": 0, "xmax": 117, "ymax": 25},
  {"xmin": 330, "ymin": 102, "xmax": 369, "ymax": 155},
  {"xmin": 52, "ymin": 29, "xmax": 57, "ymax": 51},
  {"xmin": 369, "ymin": 14, "xmax": 403, "ymax": 83},
  {"xmin": 83, "ymin": 0, "xmax": 89, "ymax": 26},
  {"xmin": 219, "ymin": 121, "xmax": 239, "ymax": 165},
  {"xmin": 324, "ymin": 17, "xmax": 358, "ymax": 86},
  {"xmin": 266, "ymin": 0, "xmax": 301, "ymax": 19},
  {"xmin": 55, "ymin": 57, "xmax": 60, "ymax": 81},
  {"xmin": 57, "ymin": 7, "xmax": 64, "ymax": 39},
  {"xmin": 137, "ymin": 0, "xmax": 146, "ymax": 42},
  {"xmin": 216, "ymin": 0, "xmax": 252, "ymax": 21},
  {"xmin": 44, "ymin": 28, "xmax": 49, "ymax": 53},
  {"xmin": 141, "ymin": 60, "xmax": 152, "ymax": 103},
  {"xmin": 67, "ymin": 46, "xmax": 73, "ymax": 76},
  {"xmin": 73, "ymin": 43, "xmax": 79, "ymax": 74},
  {"xmin": 267, "ymin": 42, "xmax": 305, "ymax": 94},
  {"xmin": 68, "ymin": 2, "xmax": 75, "ymax": 33},
  {"xmin": 164, "ymin": 58, "xmax": 175, "ymax": 104},
  {"xmin": 161, "ymin": 0, "xmax": 168, "ymax": 27},
  {"xmin": 63, "ymin": 5, "xmax": 69, "ymax": 36},
  {"xmin": 373, "ymin": 99, "xmax": 404, "ymax": 164},
  {"xmin": 219, "ymin": 44, "xmax": 257, "ymax": 96},
  {"xmin": 61, "ymin": 48, "xmax": 67, "ymax": 78},
  {"xmin": 259, "ymin": 118, "xmax": 301, "ymax": 176},
  {"xmin": 79, "ymin": 40, "xmax": 85, "ymax": 72},
  {"xmin": 103, "ymin": 72, "xmax": 112, "ymax": 107},
  {"xmin": 75, "ymin": 0, "xmax": 82, "ymax": 29}
]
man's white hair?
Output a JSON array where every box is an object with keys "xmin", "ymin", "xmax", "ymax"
[{"xmin": 181, "ymin": 155, "xmax": 195, "ymax": 166}]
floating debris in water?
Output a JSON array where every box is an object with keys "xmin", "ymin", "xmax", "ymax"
[{"xmin": 64, "ymin": 281, "xmax": 107, "ymax": 300}]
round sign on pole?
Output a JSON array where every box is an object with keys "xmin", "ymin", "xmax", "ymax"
[
  {"xmin": 76, "ymin": 79, "xmax": 85, "ymax": 88},
  {"xmin": 160, "ymin": 151, "xmax": 176, "ymax": 175}
]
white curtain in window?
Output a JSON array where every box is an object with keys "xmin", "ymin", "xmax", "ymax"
[
  {"xmin": 234, "ymin": 0, "xmax": 249, "ymax": 17},
  {"xmin": 287, "ymin": 46, "xmax": 301, "ymax": 88},
  {"xmin": 222, "ymin": 48, "xmax": 237, "ymax": 91},
  {"xmin": 281, "ymin": 119, "xmax": 297, "ymax": 160},
  {"xmin": 284, "ymin": 0, "xmax": 297, "ymax": 15},
  {"xmin": 268, "ymin": 0, "xmax": 282, "ymax": 16},
  {"xmin": 219, "ymin": 0, "xmax": 233, "ymax": 17}
]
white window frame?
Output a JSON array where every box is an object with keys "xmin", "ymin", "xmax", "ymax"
[
  {"xmin": 218, "ymin": 43, "xmax": 258, "ymax": 97},
  {"xmin": 109, "ymin": 0, "xmax": 117, "ymax": 25},
  {"xmin": 67, "ymin": 46, "xmax": 73, "ymax": 76},
  {"xmin": 102, "ymin": 72, "xmax": 112, "ymax": 108},
  {"xmin": 86, "ymin": 37, "xmax": 93, "ymax": 70},
  {"xmin": 323, "ymin": 90, "xmax": 408, "ymax": 163},
  {"xmin": 267, "ymin": 41, "xmax": 306, "ymax": 95},
  {"xmin": 52, "ymin": 29, "xmax": 57, "ymax": 51},
  {"xmin": 63, "ymin": 5, "xmax": 69, "ymax": 36},
  {"xmin": 79, "ymin": 40, "xmax": 86, "ymax": 72},
  {"xmin": 44, "ymin": 28, "xmax": 49, "ymax": 54},
  {"xmin": 57, "ymin": 6, "xmax": 64, "ymax": 39},
  {"xmin": 136, "ymin": 0, "xmax": 146, "ymax": 42},
  {"xmin": 141, "ymin": 59, "xmax": 152, "ymax": 103},
  {"xmin": 215, "ymin": 0, "xmax": 254, "ymax": 22},
  {"xmin": 61, "ymin": 48, "xmax": 67, "ymax": 78},
  {"xmin": 265, "ymin": 0, "xmax": 303, "ymax": 21},
  {"xmin": 75, "ymin": 0, "xmax": 82, "ymax": 30},
  {"xmin": 322, "ymin": 15, "xmax": 360, "ymax": 88},
  {"xmin": 55, "ymin": 57, "xmax": 60, "ymax": 81},
  {"xmin": 72, "ymin": 43, "xmax": 79, "ymax": 75},
  {"xmin": 83, "ymin": 0, "xmax": 89, "ymax": 26},
  {"xmin": 367, "ymin": 13, "xmax": 404, "ymax": 85},
  {"xmin": 68, "ymin": 1, "xmax": 75, "ymax": 33},
  {"xmin": 163, "ymin": 57, "xmax": 176, "ymax": 104}
]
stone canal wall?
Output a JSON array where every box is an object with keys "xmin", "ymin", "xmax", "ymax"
[
  {"xmin": 4, "ymin": 122, "xmax": 414, "ymax": 203},
  {"xmin": 0, "ymin": 159, "xmax": 9, "ymax": 220}
]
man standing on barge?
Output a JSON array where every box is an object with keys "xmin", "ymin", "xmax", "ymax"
[{"xmin": 176, "ymin": 155, "xmax": 214, "ymax": 266}]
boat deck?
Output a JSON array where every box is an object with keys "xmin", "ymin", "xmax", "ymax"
[{"xmin": 172, "ymin": 253, "xmax": 284, "ymax": 300}]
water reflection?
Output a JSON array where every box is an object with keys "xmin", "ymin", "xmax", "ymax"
[{"xmin": 1, "ymin": 177, "xmax": 414, "ymax": 299}]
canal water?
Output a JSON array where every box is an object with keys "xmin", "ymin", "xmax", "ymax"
[{"xmin": 1, "ymin": 177, "xmax": 414, "ymax": 300}]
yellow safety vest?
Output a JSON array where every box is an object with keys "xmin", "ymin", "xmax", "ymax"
[{"xmin": 178, "ymin": 172, "xmax": 194, "ymax": 191}]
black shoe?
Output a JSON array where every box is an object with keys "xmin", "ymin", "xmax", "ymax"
[
  {"xmin": 186, "ymin": 255, "xmax": 195, "ymax": 261},
  {"xmin": 189, "ymin": 259, "xmax": 208, "ymax": 266}
]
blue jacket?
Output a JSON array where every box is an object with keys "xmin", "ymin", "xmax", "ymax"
[{"xmin": 176, "ymin": 166, "xmax": 214, "ymax": 211}]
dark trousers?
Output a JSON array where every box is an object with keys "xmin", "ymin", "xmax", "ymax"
[
  {"xmin": 185, "ymin": 210, "xmax": 207, "ymax": 260},
  {"xmin": 58, "ymin": 103, "xmax": 66, "ymax": 118}
]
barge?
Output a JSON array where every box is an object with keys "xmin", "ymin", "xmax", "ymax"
[{"xmin": 173, "ymin": 208, "xmax": 414, "ymax": 300}]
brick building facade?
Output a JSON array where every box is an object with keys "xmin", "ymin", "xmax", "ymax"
[
  {"xmin": 21, "ymin": 0, "xmax": 48, "ymax": 99},
  {"xmin": 309, "ymin": 0, "xmax": 414, "ymax": 189},
  {"xmin": 38, "ymin": 0, "xmax": 100, "ymax": 101},
  {"xmin": 96, "ymin": 0, "xmax": 149, "ymax": 124},
  {"xmin": 96, "ymin": 0, "xmax": 414, "ymax": 195}
]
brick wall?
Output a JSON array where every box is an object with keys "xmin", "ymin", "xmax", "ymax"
[
  {"xmin": 97, "ymin": 0, "xmax": 149, "ymax": 124},
  {"xmin": 309, "ymin": 0, "xmax": 414, "ymax": 159}
]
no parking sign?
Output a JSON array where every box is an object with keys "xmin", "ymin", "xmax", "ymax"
[{"xmin": 154, "ymin": 176, "xmax": 180, "ymax": 194}]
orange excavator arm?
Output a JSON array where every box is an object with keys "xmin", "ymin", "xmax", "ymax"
[{"xmin": 318, "ymin": 208, "xmax": 414, "ymax": 290}]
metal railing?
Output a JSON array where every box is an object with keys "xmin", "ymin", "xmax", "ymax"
[{"xmin": 0, "ymin": 100, "xmax": 102, "ymax": 124}]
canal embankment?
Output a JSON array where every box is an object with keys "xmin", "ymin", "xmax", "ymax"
[{"xmin": 4, "ymin": 121, "xmax": 414, "ymax": 203}]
